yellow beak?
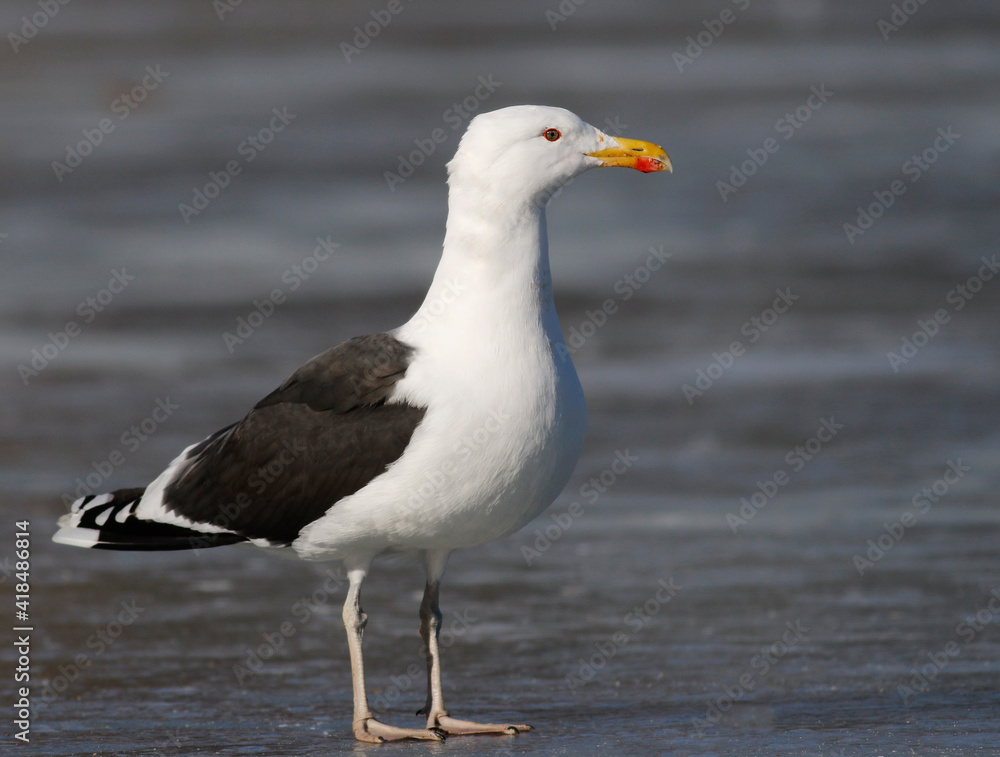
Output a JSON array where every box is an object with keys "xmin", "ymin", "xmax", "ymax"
[{"xmin": 587, "ymin": 137, "xmax": 672, "ymax": 174}]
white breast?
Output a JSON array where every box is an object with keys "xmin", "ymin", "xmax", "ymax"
[{"xmin": 293, "ymin": 306, "xmax": 585, "ymax": 562}]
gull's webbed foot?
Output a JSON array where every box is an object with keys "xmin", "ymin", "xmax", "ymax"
[
  {"xmin": 353, "ymin": 717, "xmax": 446, "ymax": 743},
  {"xmin": 423, "ymin": 710, "xmax": 531, "ymax": 736}
]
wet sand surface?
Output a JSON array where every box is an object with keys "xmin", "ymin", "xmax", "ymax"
[{"xmin": 3, "ymin": 2, "xmax": 1000, "ymax": 754}]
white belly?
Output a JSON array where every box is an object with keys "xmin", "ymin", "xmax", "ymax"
[{"xmin": 292, "ymin": 333, "xmax": 586, "ymax": 562}]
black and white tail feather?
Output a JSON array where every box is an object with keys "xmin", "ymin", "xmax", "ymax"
[{"xmin": 54, "ymin": 488, "xmax": 246, "ymax": 551}]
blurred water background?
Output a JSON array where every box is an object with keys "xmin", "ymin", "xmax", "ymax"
[{"xmin": 2, "ymin": 1, "xmax": 1000, "ymax": 754}]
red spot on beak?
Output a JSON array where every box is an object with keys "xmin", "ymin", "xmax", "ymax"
[{"xmin": 635, "ymin": 156, "xmax": 666, "ymax": 173}]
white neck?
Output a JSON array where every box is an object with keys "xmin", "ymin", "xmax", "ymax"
[{"xmin": 398, "ymin": 181, "xmax": 562, "ymax": 350}]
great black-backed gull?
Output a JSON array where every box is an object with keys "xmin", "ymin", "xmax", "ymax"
[{"xmin": 53, "ymin": 104, "xmax": 670, "ymax": 742}]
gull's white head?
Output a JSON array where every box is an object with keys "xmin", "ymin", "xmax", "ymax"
[{"xmin": 447, "ymin": 105, "xmax": 671, "ymax": 207}]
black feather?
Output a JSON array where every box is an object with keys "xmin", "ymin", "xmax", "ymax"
[{"xmin": 161, "ymin": 333, "xmax": 426, "ymax": 544}]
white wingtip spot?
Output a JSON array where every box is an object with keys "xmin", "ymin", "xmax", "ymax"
[
  {"xmin": 57, "ymin": 512, "xmax": 78, "ymax": 529},
  {"xmin": 52, "ymin": 527, "xmax": 101, "ymax": 549},
  {"xmin": 69, "ymin": 492, "xmax": 112, "ymax": 513}
]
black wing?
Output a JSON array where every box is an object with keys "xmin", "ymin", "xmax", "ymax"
[{"xmin": 162, "ymin": 333, "xmax": 426, "ymax": 544}]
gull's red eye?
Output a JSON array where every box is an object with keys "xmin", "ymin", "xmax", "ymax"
[{"xmin": 543, "ymin": 128, "xmax": 561, "ymax": 142}]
